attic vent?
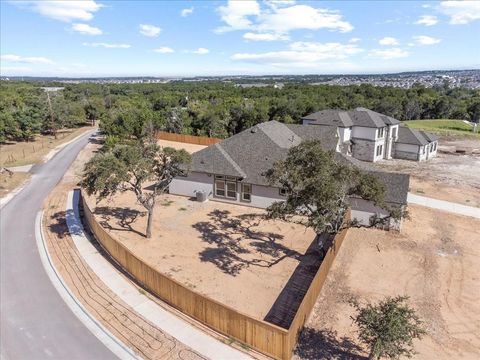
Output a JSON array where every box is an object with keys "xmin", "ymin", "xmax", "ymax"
[{"xmin": 251, "ymin": 128, "xmax": 258, "ymax": 133}]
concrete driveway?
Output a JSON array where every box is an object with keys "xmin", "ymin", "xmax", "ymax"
[{"xmin": 0, "ymin": 130, "xmax": 116, "ymax": 360}]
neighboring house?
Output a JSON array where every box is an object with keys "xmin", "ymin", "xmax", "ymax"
[
  {"xmin": 302, "ymin": 107, "xmax": 438, "ymax": 162},
  {"xmin": 169, "ymin": 120, "xmax": 409, "ymax": 230},
  {"xmin": 394, "ymin": 126, "xmax": 439, "ymax": 161}
]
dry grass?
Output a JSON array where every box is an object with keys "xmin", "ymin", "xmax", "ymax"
[
  {"xmin": 0, "ymin": 127, "xmax": 92, "ymax": 167},
  {"xmin": 0, "ymin": 172, "xmax": 30, "ymax": 198}
]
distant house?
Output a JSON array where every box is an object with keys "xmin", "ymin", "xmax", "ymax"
[
  {"xmin": 302, "ymin": 108, "xmax": 438, "ymax": 162},
  {"xmin": 169, "ymin": 120, "xmax": 409, "ymax": 230},
  {"xmin": 394, "ymin": 127, "xmax": 439, "ymax": 161}
]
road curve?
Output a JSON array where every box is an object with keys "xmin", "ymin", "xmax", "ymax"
[{"xmin": 1, "ymin": 130, "xmax": 117, "ymax": 360}]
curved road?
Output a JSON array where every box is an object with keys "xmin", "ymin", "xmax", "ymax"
[{"xmin": 1, "ymin": 130, "xmax": 116, "ymax": 360}]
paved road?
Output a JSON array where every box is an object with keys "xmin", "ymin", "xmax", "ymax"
[
  {"xmin": 1, "ymin": 130, "xmax": 116, "ymax": 360},
  {"xmin": 408, "ymin": 193, "xmax": 480, "ymax": 219}
]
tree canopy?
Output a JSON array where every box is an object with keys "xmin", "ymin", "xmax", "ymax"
[
  {"xmin": 350, "ymin": 296, "xmax": 426, "ymax": 360},
  {"xmin": 264, "ymin": 140, "xmax": 403, "ymax": 235},
  {"xmin": 82, "ymin": 142, "xmax": 191, "ymax": 238}
]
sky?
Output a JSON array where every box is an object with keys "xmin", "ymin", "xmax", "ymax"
[{"xmin": 1, "ymin": 0, "xmax": 479, "ymax": 77}]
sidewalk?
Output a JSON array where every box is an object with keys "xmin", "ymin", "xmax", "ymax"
[
  {"xmin": 407, "ymin": 193, "xmax": 480, "ymax": 219},
  {"xmin": 66, "ymin": 190, "xmax": 251, "ymax": 360}
]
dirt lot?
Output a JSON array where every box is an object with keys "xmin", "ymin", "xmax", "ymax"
[
  {"xmin": 294, "ymin": 205, "xmax": 480, "ymax": 360},
  {"xmin": 85, "ymin": 192, "xmax": 316, "ymax": 320},
  {"xmin": 374, "ymin": 138, "xmax": 480, "ymax": 207},
  {"xmin": 157, "ymin": 139, "xmax": 207, "ymax": 154}
]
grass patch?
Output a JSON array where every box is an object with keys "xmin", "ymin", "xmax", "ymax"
[
  {"xmin": 0, "ymin": 127, "xmax": 93, "ymax": 167},
  {"xmin": 0, "ymin": 172, "xmax": 31, "ymax": 198},
  {"xmin": 160, "ymin": 200, "xmax": 174, "ymax": 207},
  {"xmin": 178, "ymin": 207, "xmax": 188, "ymax": 211},
  {"xmin": 138, "ymin": 288, "xmax": 146, "ymax": 295},
  {"xmin": 403, "ymin": 119, "xmax": 479, "ymax": 138}
]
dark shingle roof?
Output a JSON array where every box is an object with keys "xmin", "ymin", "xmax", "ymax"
[
  {"xmin": 302, "ymin": 108, "xmax": 401, "ymax": 128},
  {"xmin": 419, "ymin": 130, "xmax": 439, "ymax": 142},
  {"xmin": 397, "ymin": 126, "xmax": 430, "ymax": 146},
  {"xmin": 335, "ymin": 153, "xmax": 410, "ymax": 205},
  {"xmin": 188, "ymin": 121, "xmax": 338, "ymax": 186}
]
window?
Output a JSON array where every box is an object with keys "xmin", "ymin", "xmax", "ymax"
[
  {"xmin": 279, "ymin": 188, "xmax": 288, "ymax": 197},
  {"xmin": 434, "ymin": 142, "xmax": 437, "ymax": 151},
  {"xmin": 226, "ymin": 181, "xmax": 237, "ymax": 199},
  {"xmin": 215, "ymin": 180, "xmax": 225, "ymax": 197},
  {"xmin": 377, "ymin": 127, "xmax": 385, "ymax": 138},
  {"xmin": 241, "ymin": 183, "xmax": 251, "ymax": 202},
  {"xmin": 376, "ymin": 144, "xmax": 383, "ymax": 157},
  {"xmin": 391, "ymin": 127, "xmax": 397, "ymax": 139},
  {"xmin": 422, "ymin": 146, "xmax": 426, "ymax": 154}
]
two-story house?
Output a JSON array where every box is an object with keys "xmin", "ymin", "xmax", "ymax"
[{"xmin": 302, "ymin": 108, "xmax": 437, "ymax": 162}]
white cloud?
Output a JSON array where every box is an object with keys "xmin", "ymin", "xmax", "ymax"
[
  {"xmin": 232, "ymin": 41, "xmax": 363, "ymax": 67},
  {"xmin": 216, "ymin": 1, "xmax": 353, "ymax": 40},
  {"xmin": 412, "ymin": 35, "xmax": 441, "ymax": 45},
  {"xmin": 415, "ymin": 15, "xmax": 438, "ymax": 26},
  {"xmin": 1, "ymin": 54, "xmax": 54, "ymax": 64},
  {"xmin": 181, "ymin": 7, "xmax": 194, "ymax": 17},
  {"xmin": 379, "ymin": 37, "xmax": 399, "ymax": 46},
  {"xmin": 14, "ymin": 1, "xmax": 103, "ymax": 22},
  {"xmin": 139, "ymin": 24, "xmax": 161, "ymax": 37},
  {"xmin": 439, "ymin": 1, "xmax": 480, "ymax": 24},
  {"xmin": 82, "ymin": 42, "xmax": 131, "ymax": 48},
  {"xmin": 153, "ymin": 47, "xmax": 174, "ymax": 54},
  {"xmin": 368, "ymin": 48, "xmax": 410, "ymax": 59},
  {"xmin": 71, "ymin": 23, "xmax": 102, "ymax": 35},
  {"xmin": 216, "ymin": 0, "xmax": 261, "ymax": 32},
  {"xmin": 349, "ymin": 38, "xmax": 361, "ymax": 43},
  {"xmin": 257, "ymin": 5, "xmax": 353, "ymax": 33},
  {"xmin": 193, "ymin": 48, "xmax": 210, "ymax": 54},
  {"xmin": 243, "ymin": 32, "xmax": 289, "ymax": 41}
]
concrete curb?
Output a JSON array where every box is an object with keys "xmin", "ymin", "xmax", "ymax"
[
  {"xmin": 35, "ymin": 210, "xmax": 139, "ymax": 360},
  {"xmin": 67, "ymin": 190, "xmax": 251, "ymax": 360}
]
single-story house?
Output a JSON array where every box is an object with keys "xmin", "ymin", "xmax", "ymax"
[
  {"xmin": 394, "ymin": 126, "xmax": 439, "ymax": 161},
  {"xmin": 169, "ymin": 120, "xmax": 410, "ymax": 230}
]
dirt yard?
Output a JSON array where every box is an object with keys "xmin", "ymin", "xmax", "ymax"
[
  {"xmin": 85, "ymin": 192, "xmax": 316, "ymax": 320},
  {"xmin": 374, "ymin": 137, "xmax": 480, "ymax": 207},
  {"xmin": 294, "ymin": 205, "xmax": 480, "ymax": 360},
  {"xmin": 157, "ymin": 139, "xmax": 207, "ymax": 154}
]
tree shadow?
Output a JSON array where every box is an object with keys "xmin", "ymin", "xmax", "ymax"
[
  {"xmin": 192, "ymin": 209, "xmax": 304, "ymax": 276},
  {"xmin": 294, "ymin": 328, "xmax": 366, "ymax": 360},
  {"xmin": 94, "ymin": 206, "xmax": 146, "ymax": 237},
  {"xmin": 48, "ymin": 210, "xmax": 70, "ymax": 239}
]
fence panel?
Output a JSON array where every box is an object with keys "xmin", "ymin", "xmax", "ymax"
[{"xmin": 156, "ymin": 131, "xmax": 222, "ymax": 146}]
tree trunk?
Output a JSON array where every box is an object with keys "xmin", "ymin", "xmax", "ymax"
[{"xmin": 145, "ymin": 208, "xmax": 154, "ymax": 238}]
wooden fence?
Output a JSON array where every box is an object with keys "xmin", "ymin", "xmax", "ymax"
[
  {"xmin": 156, "ymin": 131, "xmax": 222, "ymax": 146},
  {"xmin": 81, "ymin": 192, "xmax": 349, "ymax": 359}
]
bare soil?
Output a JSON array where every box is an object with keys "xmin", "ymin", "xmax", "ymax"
[
  {"xmin": 85, "ymin": 192, "xmax": 317, "ymax": 320},
  {"xmin": 373, "ymin": 138, "xmax": 480, "ymax": 207},
  {"xmin": 157, "ymin": 139, "xmax": 207, "ymax": 154},
  {"xmin": 294, "ymin": 205, "xmax": 480, "ymax": 360},
  {"xmin": 0, "ymin": 172, "xmax": 30, "ymax": 198}
]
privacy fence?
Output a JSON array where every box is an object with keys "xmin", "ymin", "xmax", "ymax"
[
  {"xmin": 81, "ymin": 192, "xmax": 349, "ymax": 360},
  {"xmin": 156, "ymin": 131, "xmax": 222, "ymax": 146}
]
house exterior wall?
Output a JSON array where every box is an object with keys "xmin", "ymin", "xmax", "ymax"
[
  {"xmin": 169, "ymin": 172, "xmax": 214, "ymax": 198},
  {"xmin": 352, "ymin": 126, "xmax": 376, "ymax": 140},
  {"xmin": 352, "ymin": 138, "xmax": 377, "ymax": 162},
  {"xmin": 349, "ymin": 198, "xmax": 402, "ymax": 231},
  {"xmin": 169, "ymin": 172, "xmax": 285, "ymax": 209},
  {"xmin": 394, "ymin": 143, "xmax": 420, "ymax": 160}
]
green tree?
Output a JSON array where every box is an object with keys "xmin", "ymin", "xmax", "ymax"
[
  {"xmin": 350, "ymin": 296, "xmax": 426, "ymax": 360},
  {"xmin": 82, "ymin": 142, "xmax": 191, "ymax": 238},
  {"xmin": 265, "ymin": 140, "xmax": 403, "ymax": 237}
]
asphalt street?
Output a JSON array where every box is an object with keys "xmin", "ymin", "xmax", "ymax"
[{"xmin": 0, "ymin": 130, "xmax": 117, "ymax": 360}]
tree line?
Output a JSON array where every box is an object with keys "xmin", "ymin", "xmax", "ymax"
[{"xmin": 1, "ymin": 80, "xmax": 479, "ymax": 144}]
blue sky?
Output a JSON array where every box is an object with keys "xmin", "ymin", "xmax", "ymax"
[{"xmin": 1, "ymin": 0, "xmax": 479, "ymax": 77}]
